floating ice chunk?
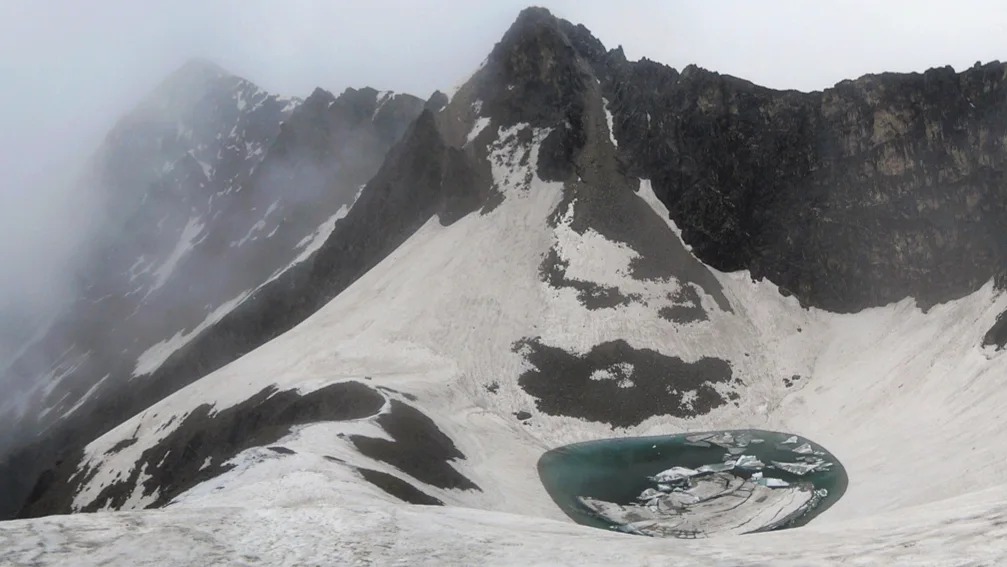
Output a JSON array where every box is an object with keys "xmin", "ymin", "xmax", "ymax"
[
  {"xmin": 759, "ymin": 477, "xmax": 790, "ymax": 488},
  {"xmin": 771, "ymin": 460, "xmax": 820, "ymax": 475},
  {"xmin": 685, "ymin": 441, "xmax": 711, "ymax": 448},
  {"xmin": 707, "ymin": 432, "xmax": 735, "ymax": 448},
  {"xmin": 735, "ymin": 455, "xmax": 765, "ymax": 470},
  {"xmin": 751, "ymin": 471, "xmax": 763, "ymax": 480},
  {"xmin": 686, "ymin": 433, "xmax": 714, "ymax": 443},
  {"xmin": 638, "ymin": 488, "xmax": 663, "ymax": 501},
  {"xmin": 651, "ymin": 466, "xmax": 699, "ymax": 483},
  {"xmin": 792, "ymin": 443, "xmax": 814, "ymax": 455},
  {"xmin": 750, "ymin": 438, "xmax": 765, "ymax": 444},
  {"xmin": 697, "ymin": 462, "xmax": 735, "ymax": 474},
  {"xmin": 727, "ymin": 447, "xmax": 747, "ymax": 455},
  {"xmin": 782, "ymin": 436, "xmax": 799, "ymax": 444},
  {"xmin": 657, "ymin": 484, "xmax": 673, "ymax": 492}
]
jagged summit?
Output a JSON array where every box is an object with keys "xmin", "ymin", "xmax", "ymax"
[
  {"xmin": 169, "ymin": 57, "xmax": 231, "ymax": 81},
  {"xmin": 460, "ymin": 6, "xmax": 594, "ymax": 130}
]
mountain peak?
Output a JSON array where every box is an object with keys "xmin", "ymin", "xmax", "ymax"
[
  {"xmin": 127, "ymin": 58, "xmax": 238, "ymax": 123},
  {"xmin": 171, "ymin": 58, "xmax": 230, "ymax": 81},
  {"xmin": 510, "ymin": 6, "xmax": 560, "ymax": 29},
  {"xmin": 444, "ymin": 6, "xmax": 594, "ymax": 136}
]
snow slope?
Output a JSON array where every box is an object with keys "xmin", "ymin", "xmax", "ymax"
[{"xmin": 5, "ymin": 488, "xmax": 1007, "ymax": 566}]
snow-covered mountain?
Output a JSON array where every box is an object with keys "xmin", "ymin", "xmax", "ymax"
[
  {"xmin": 0, "ymin": 60, "xmax": 426, "ymax": 517},
  {"xmin": 6, "ymin": 7, "xmax": 1007, "ymax": 565}
]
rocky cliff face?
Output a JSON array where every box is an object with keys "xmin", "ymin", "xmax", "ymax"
[
  {"xmin": 449, "ymin": 7, "xmax": 1007, "ymax": 313},
  {"xmin": 598, "ymin": 46, "xmax": 1007, "ymax": 312}
]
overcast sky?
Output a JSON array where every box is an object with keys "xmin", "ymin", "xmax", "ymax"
[{"xmin": 3, "ymin": 0, "xmax": 1007, "ymax": 319}]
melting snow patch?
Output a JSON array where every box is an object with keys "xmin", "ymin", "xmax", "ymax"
[
  {"xmin": 133, "ymin": 291, "xmax": 252, "ymax": 377},
  {"xmin": 60, "ymin": 373, "xmax": 111, "ymax": 419},
  {"xmin": 232, "ymin": 201, "xmax": 280, "ymax": 247},
  {"xmin": 372, "ymin": 91, "xmax": 394, "ymax": 119},
  {"xmin": 636, "ymin": 179, "xmax": 692, "ymax": 252},
  {"xmin": 487, "ymin": 123, "xmax": 550, "ymax": 196},
  {"xmin": 190, "ymin": 153, "xmax": 213, "ymax": 179},
  {"xmin": 680, "ymin": 389, "xmax": 698, "ymax": 410},
  {"xmin": 292, "ymin": 207, "xmax": 347, "ymax": 263},
  {"xmin": 466, "ymin": 117, "xmax": 491, "ymax": 144},
  {"xmin": 148, "ymin": 216, "xmax": 205, "ymax": 294},
  {"xmin": 279, "ymin": 96, "xmax": 300, "ymax": 113},
  {"xmin": 602, "ymin": 97, "xmax": 618, "ymax": 148}
]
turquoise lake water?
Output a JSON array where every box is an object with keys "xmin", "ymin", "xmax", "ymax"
[{"xmin": 538, "ymin": 430, "xmax": 848, "ymax": 536}]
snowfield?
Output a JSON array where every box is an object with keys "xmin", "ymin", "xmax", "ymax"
[
  {"xmin": 8, "ymin": 103, "xmax": 1007, "ymax": 565},
  {"xmin": 5, "ymin": 486, "xmax": 1007, "ymax": 566}
]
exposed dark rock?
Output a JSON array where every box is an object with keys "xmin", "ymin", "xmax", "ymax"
[
  {"xmin": 105, "ymin": 437, "xmax": 138, "ymax": 455},
  {"xmin": 350, "ymin": 400, "xmax": 480, "ymax": 492},
  {"xmin": 355, "ymin": 467, "xmax": 444, "ymax": 506},
  {"xmin": 470, "ymin": 8, "xmax": 732, "ymax": 313},
  {"xmin": 539, "ymin": 248, "xmax": 639, "ymax": 309},
  {"xmin": 514, "ymin": 411, "xmax": 532, "ymax": 421},
  {"xmin": 597, "ymin": 46, "xmax": 1007, "ymax": 313},
  {"xmin": 515, "ymin": 337, "xmax": 734, "ymax": 427},
  {"xmin": 983, "ymin": 310, "xmax": 1007, "ymax": 349},
  {"xmin": 18, "ymin": 381, "xmax": 384, "ymax": 517},
  {"xmin": 266, "ymin": 446, "xmax": 296, "ymax": 455},
  {"xmin": 480, "ymin": 7, "xmax": 1007, "ymax": 313},
  {"xmin": 658, "ymin": 284, "xmax": 709, "ymax": 323},
  {"xmin": 485, "ymin": 382, "xmax": 500, "ymax": 394},
  {"xmin": 783, "ymin": 375, "xmax": 803, "ymax": 388},
  {"xmin": 425, "ymin": 90, "xmax": 449, "ymax": 112}
]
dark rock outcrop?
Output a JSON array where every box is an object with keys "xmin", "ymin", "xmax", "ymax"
[
  {"xmin": 488, "ymin": 8, "xmax": 1007, "ymax": 314},
  {"xmin": 600, "ymin": 50, "xmax": 1007, "ymax": 313},
  {"xmin": 515, "ymin": 337, "xmax": 736, "ymax": 427},
  {"xmin": 18, "ymin": 381, "xmax": 384, "ymax": 517},
  {"xmin": 355, "ymin": 467, "xmax": 445, "ymax": 506},
  {"xmin": 349, "ymin": 400, "xmax": 480, "ymax": 492}
]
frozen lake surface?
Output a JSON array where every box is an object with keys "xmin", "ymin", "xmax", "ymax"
[{"xmin": 538, "ymin": 430, "xmax": 848, "ymax": 538}]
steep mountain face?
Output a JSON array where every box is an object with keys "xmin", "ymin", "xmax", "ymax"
[
  {"xmin": 8, "ymin": 7, "xmax": 1007, "ymax": 564},
  {"xmin": 599, "ymin": 48, "xmax": 1007, "ymax": 312},
  {"xmin": 0, "ymin": 62, "xmax": 424, "ymax": 518}
]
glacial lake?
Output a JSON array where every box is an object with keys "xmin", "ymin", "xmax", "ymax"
[{"xmin": 538, "ymin": 430, "xmax": 847, "ymax": 538}]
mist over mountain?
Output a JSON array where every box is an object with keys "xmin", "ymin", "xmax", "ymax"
[
  {"xmin": 4, "ymin": 5, "xmax": 1007, "ymax": 565},
  {"xmin": 0, "ymin": 58, "xmax": 426, "ymax": 518}
]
